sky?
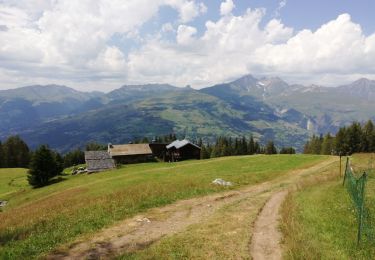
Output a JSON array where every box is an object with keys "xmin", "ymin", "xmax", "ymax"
[{"xmin": 0, "ymin": 0, "xmax": 375, "ymax": 92}]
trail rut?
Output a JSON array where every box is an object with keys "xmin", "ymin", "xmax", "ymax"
[
  {"xmin": 47, "ymin": 157, "xmax": 337, "ymax": 260},
  {"xmin": 250, "ymin": 190, "xmax": 288, "ymax": 260}
]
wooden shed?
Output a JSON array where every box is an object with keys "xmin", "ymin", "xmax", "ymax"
[
  {"xmin": 166, "ymin": 139, "xmax": 201, "ymax": 161},
  {"xmin": 84, "ymin": 151, "xmax": 115, "ymax": 173}
]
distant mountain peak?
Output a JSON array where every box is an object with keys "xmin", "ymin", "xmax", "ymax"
[
  {"xmin": 231, "ymin": 74, "xmax": 258, "ymax": 86},
  {"xmin": 350, "ymin": 77, "xmax": 375, "ymax": 87}
]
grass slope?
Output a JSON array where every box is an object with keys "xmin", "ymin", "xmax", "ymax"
[
  {"xmin": 281, "ymin": 153, "xmax": 375, "ymax": 259},
  {"xmin": 0, "ymin": 169, "xmax": 29, "ymax": 199},
  {"xmin": 0, "ymin": 155, "xmax": 326, "ymax": 259}
]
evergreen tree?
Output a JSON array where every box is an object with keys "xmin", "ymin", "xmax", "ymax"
[
  {"xmin": 200, "ymin": 144, "xmax": 210, "ymax": 159},
  {"xmin": 210, "ymin": 145, "xmax": 220, "ymax": 158},
  {"xmin": 140, "ymin": 137, "xmax": 150, "ymax": 143},
  {"xmin": 0, "ymin": 141, "xmax": 3, "ymax": 167},
  {"xmin": 280, "ymin": 147, "xmax": 296, "ymax": 154},
  {"xmin": 347, "ymin": 122, "xmax": 362, "ymax": 154},
  {"xmin": 361, "ymin": 120, "xmax": 375, "ymax": 152},
  {"xmin": 248, "ymin": 135, "xmax": 255, "ymax": 155},
  {"xmin": 254, "ymin": 141, "xmax": 261, "ymax": 154},
  {"xmin": 265, "ymin": 141, "xmax": 277, "ymax": 154},
  {"xmin": 85, "ymin": 142, "xmax": 106, "ymax": 151},
  {"xmin": 334, "ymin": 127, "xmax": 348, "ymax": 155},
  {"xmin": 63, "ymin": 149, "xmax": 85, "ymax": 168},
  {"xmin": 321, "ymin": 133, "xmax": 333, "ymax": 155},
  {"xmin": 197, "ymin": 138, "xmax": 203, "ymax": 148},
  {"xmin": 28, "ymin": 145, "xmax": 61, "ymax": 187},
  {"xmin": 241, "ymin": 136, "xmax": 248, "ymax": 155},
  {"xmin": 3, "ymin": 135, "xmax": 30, "ymax": 168},
  {"xmin": 55, "ymin": 152, "xmax": 64, "ymax": 175}
]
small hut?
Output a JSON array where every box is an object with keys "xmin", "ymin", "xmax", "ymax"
[
  {"xmin": 84, "ymin": 151, "xmax": 115, "ymax": 173},
  {"xmin": 166, "ymin": 139, "xmax": 201, "ymax": 161}
]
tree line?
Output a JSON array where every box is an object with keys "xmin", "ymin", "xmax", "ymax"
[
  {"xmin": 303, "ymin": 120, "xmax": 375, "ymax": 155},
  {"xmin": 198, "ymin": 135, "xmax": 295, "ymax": 159}
]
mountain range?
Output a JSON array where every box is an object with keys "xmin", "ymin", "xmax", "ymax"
[{"xmin": 1, "ymin": 75, "xmax": 375, "ymax": 152}]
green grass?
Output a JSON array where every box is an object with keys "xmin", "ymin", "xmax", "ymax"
[
  {"xmin": 0, "ymin": 169, "xmax": 29, "ymax": 199},
  {"xmin": 0, "ymin": 154, "xmax": 327, "ymax": 259},
  {"xmin": 281, "ymin": 153, "xmax": 375, "ymax": 259}
]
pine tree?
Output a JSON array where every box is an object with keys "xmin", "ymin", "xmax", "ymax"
[
  {"xmin": 200, "ymin": 144, "xmax": 210, "ymax": 159},
  {"xmin": 55, "ymin": 152, "xmax": 64, "ymax": 175},
  {"xmin": 3, "ymin": 135, "xmax": 30, "ymax": 168},
  {"xmin": 280, "ymin": 147, "xmax": 296, "ymax": 154},
  {"xmin": 28, "ymin": 145, "xmax": 61, "ymax": 187},
  {"xmin": 265, "ymin": 141, "xmax": 277, "ymax": 154},
  {"xmin": 63, "ymin": 149, "xmax": 85, "ymax": 168},
  {"xmin": 248, "ymin": 135, "xmax": 255, "ymax": 155},
  {"xmin": 347, "ymin": 122, "xmax": 362, "ymax": 154},
  {"xmin": 321, "ymin": 133, "xmax": 333, "ymax": 155},
  {"xmin": 0, "ymin": 141, "xmax": 3, "ymax": 168},
  {"xmin": 85, "ymin": 142, "xmax": 106, "ymax": 151},
  {"xmin": 362, "ymin": 120, "xmax": 375, "ymax": 152},
  {"xmin": 334, "ymin": 127, "xmax": 349, "ymax": 155},
  {"xmin": 241, "ymin": 136, "xmax": 248, "ymax": 155}
]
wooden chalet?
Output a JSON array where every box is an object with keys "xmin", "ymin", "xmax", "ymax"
[
  {"xmin": 108, "ymin": 143, "xmax": 155, "ymax": 164},
  {"xmin": 166, "ymin": 139, "xmax": 201, "ymax": 161}
]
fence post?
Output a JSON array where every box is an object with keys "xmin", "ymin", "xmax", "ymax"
[
  {"xmin": 357, "ymin": 172, "xmax": 367, "ymax": 245},
  {"xmin": 343, "ymin": 157, "xmax": 349, "ymax": 186},
  {"xmin": 339, "ymin": 154, "xmax": 342, "ymax": 178}
]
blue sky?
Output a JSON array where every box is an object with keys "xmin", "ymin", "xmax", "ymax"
[{"xmin": 0, "ymin": 0, "xmax": 374, "ymax": 91}]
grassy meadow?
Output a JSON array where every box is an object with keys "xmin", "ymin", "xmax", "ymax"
[
  {"xmin": 281, "ymin": 153, "xmax": 375, "ymax": 259},
  {"xmin": 0, "ymin": 154, "xmax": 327, "ymax": 259}
]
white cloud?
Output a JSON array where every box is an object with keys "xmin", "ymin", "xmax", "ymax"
[
  {"xmin": 161, "ymin": 23, "xmax": 175, "ymax": 33},
  {"xmin": 166, "ymin": 0, "xmax": 207, "ymax": 23},
  {"xmin": 0, "ymin": 1, "xmax": 375, "ymax": 91},
  {"xmin": 220, "ymin": 0, "xmax": 235, "ymax": 16},
  {"xmin": 0, "ymin": 0, "xmax": 207, "ymax": 90},
  {"xmin": 127, "ymin": 11, "xmax": 375, "ymax": 88},
  {"xmin": 252, "ymin": 14, "xmax": 375, "ymax": 77},
  {"xmin": 177, "ymin": 25, "xmax": 197, "ymax": 44},
  {"xmin": 265, "ymin": 19, "xmax": 293, "ymax": 43},
  {"xmin": 274, "ymin": 0, "xmax": 287, "ymax": 18}
]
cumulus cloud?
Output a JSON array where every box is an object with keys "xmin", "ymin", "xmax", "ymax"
[
  {"xmin": 252, "ymin": 14, "xmax": 375, "ymax": 76},
  {"xmin": 177, "ymin": 25, "xmax": 197, "ymax": 44},
  {"xmin": 167, "ymin": 0, "xmax": 207, "ymax": 23},
  {"xmin": 127, "ymin": 11, "xmax": 375, "ymax": 88},
  {"xmin": 220, "ymin": 0, "xmax": 235, "ymax": 16},
  {"xmin": 0, "ymin": 0, "xmax": 207, "ymax": 90},
  {"xmin": 0, "ymin": 1, "xmax": 375, "ymax": 91}
]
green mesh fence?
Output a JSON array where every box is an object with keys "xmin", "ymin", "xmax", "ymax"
[{"xmin": 343, "ymin": 157, "xmax": 374, "ymax": 244}]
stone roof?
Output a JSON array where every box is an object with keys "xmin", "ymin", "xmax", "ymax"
[
  {"xmin": 85, "ymin": 151, "xmax": 112, "ymax": 160},
  {"xmin": 108, "ymin": 143, "xmax": 152, "ymax": 157}
]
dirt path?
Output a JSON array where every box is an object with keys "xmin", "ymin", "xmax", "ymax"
[
  {"xmin": 250, "ymin": 190, "xmax": 288, "ymax": 260},
  {"xmin": 47, "ymin": 157, "xmax": 337, "ymax": 260}
]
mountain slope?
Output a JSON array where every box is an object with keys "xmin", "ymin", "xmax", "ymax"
[
  {"xmin": 14, "ymin": 86, "xmax": 310, "ymax": 152},
  {"xmin": 1, "ymin": 76, "xmax": 374, "ymax": 152},
  {"xmin": 0, "ymin": 85, "xmax": 104, "ymax": 131}
]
